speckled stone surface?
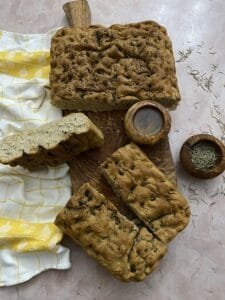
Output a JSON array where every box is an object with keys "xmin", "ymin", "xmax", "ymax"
[{"xmin": 0, "ymin": 1, "xmax": 225, "ymax": 299}]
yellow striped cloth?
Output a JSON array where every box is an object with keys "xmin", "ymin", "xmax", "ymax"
[{"xmin": 0, "ymin": 29, "xmax": 71, "ymax": 286}]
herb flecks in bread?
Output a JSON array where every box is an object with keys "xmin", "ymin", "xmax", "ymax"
[
  {"xmin": 101, "ymin": 143, "xmax": 190, "ymax": 243},
  {"xmin": 0, "ymin": 113, "xmax": 104, "ymax": 170},
  {"xmin": 50, "ymin": 21, "xmax": 180, "ymax": 111},
  {"xmin": 55, "ymin": 183, "xmax": 167, "ymax": 282}
]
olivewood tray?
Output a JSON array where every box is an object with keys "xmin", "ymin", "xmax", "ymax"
[{"xmin": 62, "ymin": 0, "xmax": 177, "ymax": 217}]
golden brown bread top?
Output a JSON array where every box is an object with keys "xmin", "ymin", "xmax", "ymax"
[
  {"xmin": 50, "ymin": 21, "xmax": 180, "ymax": 111},
  {"xmin": 101, "ymin": 143, "xmax": 190, "ymax": 243},
  {"xmin": 55, "ymin": 183, "xmax": 167, "ymax": 281}
]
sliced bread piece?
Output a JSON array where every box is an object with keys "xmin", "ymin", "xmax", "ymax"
[
  {"xmin": 0, "ymin": 113, "xmax": 104, "ymax": 170},
  {"xmin": 55, "ymin": 183, "xmax": 167, "ymax": 282},
  {"xmin": 101, "ymin": 143, "xmax": 190, "ymax": 243}
]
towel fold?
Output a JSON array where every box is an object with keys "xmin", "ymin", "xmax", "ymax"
[{"xmin": 0, "ymin": 28, "xmax": 71, "ymax": 287}]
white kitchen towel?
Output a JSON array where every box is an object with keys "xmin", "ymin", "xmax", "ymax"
[{"xmin": 0, "ymin": 29, "xmax": 71, "ymax": 286}]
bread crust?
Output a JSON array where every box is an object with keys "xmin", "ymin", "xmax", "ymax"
[
  {"xmin": 55, "ymin": 183, "xmax": 167, "ymax": 281},
  {"xmin": 0, "ymin": 113, "xmax": 104, "ymax": 170},
  {"xmin": 101, "ymin": 143, "xmax": 190, "ymax": 243},
  {"xmin": 50, "ymin": 21, "xmax": 180, "ymax": 111}
]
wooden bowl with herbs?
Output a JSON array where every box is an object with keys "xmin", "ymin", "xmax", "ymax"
[{"xmin": 180, "ymin": 134, "xmax": 225, "ymax": 179}]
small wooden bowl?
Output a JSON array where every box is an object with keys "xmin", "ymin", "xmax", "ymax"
[
  {"xmin": 124, "ymin": 101, "xmax": 171, "ymax": 145},
  {"xmin": 180, "ymin": 134, "xmax": 225, "ymax": 179}
]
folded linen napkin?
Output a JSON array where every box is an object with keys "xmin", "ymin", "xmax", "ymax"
[{"xmin": 0, "ymin": 29, "xmax": 71, "ymax": 286}]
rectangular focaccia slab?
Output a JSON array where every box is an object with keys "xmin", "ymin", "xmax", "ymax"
[
  {"xmin": 50, "ymin": 21, "xmax": 180, "ymax": 111},
  {"xmin": 0, "ymin": 113, "xmax": 104, "ymax": 170},
  {"xmin": 101, "ymin": 143, "xmax": 190, "ymax": 243},
  {"xmin": 55, "ymin": 183, "xmax": 167, "ymax": 282}
]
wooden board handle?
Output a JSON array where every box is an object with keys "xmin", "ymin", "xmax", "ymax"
[{"xmin": 63, "ymin": 0, "xmax": 91, "ymax": 27}]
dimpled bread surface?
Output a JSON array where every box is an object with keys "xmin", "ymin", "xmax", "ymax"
[
  {"xmin": 55, "ymin": 183, "xmax": 167, "ymax": 282},
  {"xmin": 50, "ymin": 21, "xmax": 180, "ymax": 111},
  {"xmin": 101, "ymin": 143, "xmax": 190, "ymax": 243}
]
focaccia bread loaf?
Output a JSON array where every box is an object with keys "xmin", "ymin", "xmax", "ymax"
[
  {"xmin": 50, "ymin": 21, "xmax": 180, "ymax": 111},
  {"xmin": 101, "ymin": 143, "xmax": 190, "ymax": 243},
  {"xmin": 0, "ymin": 113, "xmax": 104, "ymax": 170},
  {"xmin": 55, "ymin": 183, "xmax": 167, "ymax": 282}
]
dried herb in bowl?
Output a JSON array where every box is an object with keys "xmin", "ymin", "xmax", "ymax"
[
  {"xmin": 191, "ymin": 141, "xmax": 217, "ymax": 170},
  {"xmin": 180, "ymin": 134, "xmax": 225, "ymax": 179}
]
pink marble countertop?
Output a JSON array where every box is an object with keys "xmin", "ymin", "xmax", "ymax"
[{"xmin": 0, "ymin": 0, "xmax": 225, "ymax": 299}]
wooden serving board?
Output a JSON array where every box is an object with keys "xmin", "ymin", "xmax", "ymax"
[
  {"xmin": 63, "ymin": 0, "xmax": 177, "ymax": 217},
  {"xmin": 68, "ymin": 110, "xmax": 176, "ymax": 219}
]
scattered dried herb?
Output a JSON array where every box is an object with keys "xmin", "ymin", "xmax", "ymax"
[
  {"xmin": 193, "ymin": 101, "xmax": 200, "ymax": 109},
  {"xmin": 205, "ymin": 74, "xmax": 214, "ymax": 91},
  {"xmin": 211, "ymin": 64, "xmax": 218, "ymax": 71},
  {"xmin": 191, "ymin": 142, "xmax": 217, "ymax": 170},
  {"xmin": 210, "ymin": 104, "xmax": 225, "ymax": 142},
  {"xmin": 176, "ymin": 48, "xmax": 193, "ymax": 62},
  {"xmin": 187, "ymin": 66, "xmax": 214, "ymax": 92}
]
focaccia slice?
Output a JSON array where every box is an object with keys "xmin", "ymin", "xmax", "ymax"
[
  {"xmin": 101, "ymin": 143, "xmax": 190, "ymax": 243},
  {"xmin": 0, "ymin": 113, "xmax": 104, "ymax": 170},
  {"xmin": 55, "ymin": 183, "xmax": 166, "ymax": 281},
  {"xmin": 50, "ymin": 21, "xmax": 180, "ymax": 111}
]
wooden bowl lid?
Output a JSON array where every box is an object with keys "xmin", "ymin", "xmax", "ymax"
[
  {"xmin": 180, "ymin": 134, "xmax": 225, "ymax": 179},
  {"xmin": 124, "ymin": 101, "xmax": 171, "ymax": 145}
]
